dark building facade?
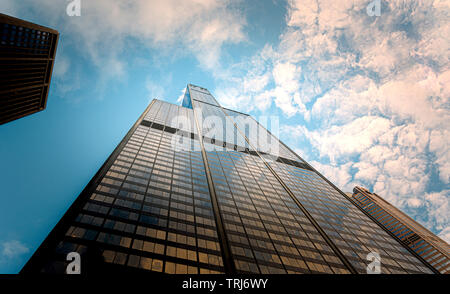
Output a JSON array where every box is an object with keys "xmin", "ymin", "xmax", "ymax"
[
  {"xmin": 352, "ymin": 186, "xmax": 449, "ymax": 274},
  {"xmin": 22, "ymin": 85, "xmax": 438, "ymax": 274},
  {"xmin": 0, "ymin": 13, "xmax": 59, "ymax": 125}
]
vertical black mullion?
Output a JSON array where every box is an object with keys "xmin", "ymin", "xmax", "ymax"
[
  {"xmin": 159, "ymin": 104, "xmax": 178, "ymax": 273},
  {"xmin": 213, "ymin": 151, "xmax": 263, "ymax": 273},
  {"xmin": 240, "ymin": 152, "xmax": 318, "ymax": 273},
  {"xmin": 226, "ymin": 152, "xmax": 289, "ymax": 273},
  {"xmin": 211, "ymin": 96, "xmax": 358, "ymax": 274},
  {"xmin": 188, "ymin": 88, "xmax": 236, "ymax": 274},
  {"xmin": 249, "ymin": 116, "xmax": 438, "ymax": 273}
]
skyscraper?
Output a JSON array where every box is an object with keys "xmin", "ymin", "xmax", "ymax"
[
  {"xmin": 21, "ymin": 84, "xmax": 437, "ymax": 274},
  {"xmin": 352, "ymin": 186, "xmax": 449, "ymax": 274},
  {"xmin": 0, "ymin": 13, "xmax": 59, "ymax": 125}
]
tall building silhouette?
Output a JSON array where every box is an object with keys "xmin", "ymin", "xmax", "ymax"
[
  {"xmin": 22, "ymin": 85, "xmax": 437, "ymax": 274},
  {"xmin": 0, "ymin": 13, "xmax": 59, "ymax": 125},
  {"xmin": 352, "ymin": 186, "xmax": 449, "ymax": 274}
]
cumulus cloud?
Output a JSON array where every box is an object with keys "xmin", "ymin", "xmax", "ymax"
[
  {"xmin": 310, "ymin": 160, "xmax": 354, "ymax": 193},
  {"xmin": 214, "ymin": 0, "xmax": 449, "ymax": 238},
  {"xmin": 422, "ymin": 190, "xmax": 450, "ymax": 233},
  {"xmin": 305, "ymin": 116, "xmax": 393, "ymax": 162},
  {"xmin": 430, "ymin": 129, "xmax": 450, "ymax": 184}
]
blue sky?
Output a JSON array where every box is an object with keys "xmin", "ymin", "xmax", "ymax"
[{"xmin": 0, "ymin": 0, "xmax": 448, "ymax": 273}]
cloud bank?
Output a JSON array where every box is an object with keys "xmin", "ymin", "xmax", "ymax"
[{"xmin": 214, "ymin": 0, "xmax": 450, "ymax": 241}]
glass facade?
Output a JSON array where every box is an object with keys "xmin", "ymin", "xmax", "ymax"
[
  {"xmin": 352, "ymin": 186, "xmax": 449, "ymax": 274},
  {"xmin": 0, "ymin": 13, "xmax": 59, "ymax": 125},
  {"xmin": 202, "ymin": 144, "xmax": 350, "ymax": 274},
  {"xmin": 21, "ymin": 84, "xmax": 436, "ymax": 274}
]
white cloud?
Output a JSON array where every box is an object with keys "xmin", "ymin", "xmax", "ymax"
[
  {"xmin": 2, "ymin": 0, "xmax": 246, "ymax": 84},
  {"xmin": 0, "ymin": 240, "xmax": 29, "ymax": 261},
  {"xmin": 305, "ymin": 116, "xmax": 393, "ymax": 162},
  {"xmin": 243, "ymin": 73, "xmax": 270, "ymax": 94},
  {"xmin": 353, "ymin": 160, "xmax": 379, "ymax": 182},
  {"xmin": 213, "ymin": 0, "xmax": 449, "ymax": 238},
  {"xmin": 52, "ymin": 54, "xmax": 70, "ymax": 78},
  {"xmin": 273, "ymin": 62, "xmax": 301, "ymax": 93},
  {"xmin": 253, "ymin": 91, "xmax": 273, "ymax": 111},
  {"xmin": 407, "ymin": 198, "xmax": 422, "ymax": 208},
  {"xmin": 286, "ymin": 1, "xmax": 449, "ymax": 237},
  {"xmin": 146, "ymin": 80, "xmax": 166, "ymax": 102},
  {"xmin": 422, "ymin": 190, "xmax": 450, "ymax": 233},
  {"xmin": 430, "ymin": 129, "xmax": 450, "ymax": 184},
  {"xmin": 310, "ymin": 160, "xmax": 354, "ymax": 193}
]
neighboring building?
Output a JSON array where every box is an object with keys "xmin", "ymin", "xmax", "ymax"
[
  {"xmin": 21, "ymin": 85, "xmax": 437, "ymax": 274},
  {"xmin": 352, "ymin": 186, "xmax": 449, "ymax": 274},
  {"xmin": 0, "ymin": 13, "xmax": 59, "ymax": 125}
]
